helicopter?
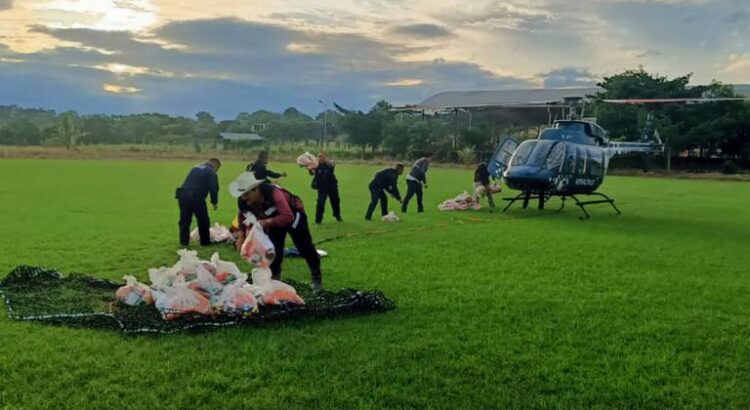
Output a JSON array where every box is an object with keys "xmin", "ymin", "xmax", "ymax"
[{"xmin": 487, "ymin": 97, "xmax": 747, "ymax": 219}]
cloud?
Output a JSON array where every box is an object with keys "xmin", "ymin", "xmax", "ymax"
[
  {"xmin": 102, "ymin": 83, "xmax": 141, "ymax": 94},
  {"xmin": 538, "ymin": 67, "xmax": 599, "ymax": 88},
  {"xmin": 724, "ymin": 54, "xmax": 750, "ymax": 77},
  {"xmin": 635, "ymin": 49, "xmax": 663, "ymax": 59},
  {"xmin": 0, "ymin": 18, "xmax": 536, "ymax": 117},
  {"xmin": 389, "ymin": 23, "xmax": 454, "ymax": 39},
  {"xmin": 0, "ymin": 0, "xmax": 11, "ymax": 11}
]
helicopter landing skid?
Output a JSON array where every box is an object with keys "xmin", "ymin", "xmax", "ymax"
[
  {"xmin": 501, "ymin": 192, "xmax": 555, "ymax": 212},
  {"xmin": 562, "ymin": 193, "xmax": 621, "ymax": 220},
  {"xmin": 502, "ymin": 191, "xmax": 621, "ymax": 219}
]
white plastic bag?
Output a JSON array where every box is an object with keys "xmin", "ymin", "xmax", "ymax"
[
  {"xmin": 159, "ymin": 276, "xmax": 211, "ymax": 320},
  {"xmin": 240, "ymin": 224, "xmax": 276, "ymax": 268},
  {"xmin": 173, "ymin": 249, "xmax": 201, "ymax": 276},
  {"xmin": 210, "ymin": 252, "xmax": 243, "ymax": 284},
  {"xmin": 215, "ymin": 273, "xmax": 258, "ymax": 315},
  {"xmin": 115, "ymin": 275, "xmax": 153, "ymax": 306},
  {"xmin": 190, "ymin": 223, "xmax": 235, "ymax": 243},
  {"xmin": 192, "ymin": 264, "xmax": 224, "ymax": 296},
  {"xmin": 248, "ymin": 268, "xmax": 304, "ymax": 306},
  {"xmin": 297, "ymin": 152, "xmax": 319, "ymax": 169},
  {"xmin": 148, "ymin": 266, "xmax": 177, "ymax": 291},
  {"xmin": 381, "ymin": 212, "xmax": 400, "ymax": 222}
]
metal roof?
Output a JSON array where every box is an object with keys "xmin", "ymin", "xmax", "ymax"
[{"xmin": 218, "ymin": 132, "xmax": 263, "ymax": 141}]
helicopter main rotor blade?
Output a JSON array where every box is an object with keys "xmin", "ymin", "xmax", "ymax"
[{"xmin": 602, "ymin": 97, "xmax": 748, "ymax": 105}]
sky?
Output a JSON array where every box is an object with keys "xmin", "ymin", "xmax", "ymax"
[{"xmin": 0, "ymin": 0, "xmax": 748, "ymax": 118}]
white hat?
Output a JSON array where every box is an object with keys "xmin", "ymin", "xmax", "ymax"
[{"xmin": 229, "ymin": 172, "xmax": 264, "ymax": 198}]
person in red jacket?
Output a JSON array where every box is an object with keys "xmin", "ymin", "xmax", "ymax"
[{"xmin": 230, "ymin": 172, "xmax": 323, "ymax": 292}]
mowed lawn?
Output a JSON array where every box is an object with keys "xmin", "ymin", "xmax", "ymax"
[{"xmin": 1, "ymin": 158, "xmax": 750, "ymax": 410}]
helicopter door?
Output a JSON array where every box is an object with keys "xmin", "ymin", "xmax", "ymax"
[{"xmin": 488, "ymin": 137, "xmax": 518, "ymax": 178}]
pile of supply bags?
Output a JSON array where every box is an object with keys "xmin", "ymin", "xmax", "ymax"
[
  {"xmin": 297, "ymin": 152, "xmax": 319, "ymax": 170},
  {"xmin": 189, "ymin": 223, "xmax": 235, "ymax": 244},
  {"xmin": 438, "ymin": 191, "xmax": 482, "ymax": 211},
  {"xmin": 115, "ymin": 246, "xmax": 304, "ymax": 321}
]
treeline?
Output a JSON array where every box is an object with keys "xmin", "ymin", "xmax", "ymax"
[{"xmin": 1, "ymin": 68, "xmax": 748, "ymax": 164}]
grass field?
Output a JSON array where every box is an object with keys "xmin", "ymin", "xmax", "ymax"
[{"xmin": 1, "ymin": 158, "xmax": 750, "ymax": 409}]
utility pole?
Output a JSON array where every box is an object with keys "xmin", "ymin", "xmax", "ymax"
[{"xmin": 318, "ymin": 100, "xmax": 328, "ymax": 147}]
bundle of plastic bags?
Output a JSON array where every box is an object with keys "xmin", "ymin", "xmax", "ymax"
[
  {"xmin": 438, "ymin": 191, "xmax": 482, "ymax": 211},
  {"xmin": 297, "ymin": 152, "xmax": 319, "ymax": 170},
  {"xmin": 115, "ymin": 249, "xmax": 302, "ymax": 320},
  {"xmin": 189, "ymin": 223, "xmax": 235, "ymax": 244}
]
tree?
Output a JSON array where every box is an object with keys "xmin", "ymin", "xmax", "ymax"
[{"xmin": 58, "ymin": 111, "xmax": 82, "ymax": 149}]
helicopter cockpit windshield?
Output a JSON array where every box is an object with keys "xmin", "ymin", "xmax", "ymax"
[{"xmin": 509, "ymin": 140, "xmax": 566, "ymax": 171}]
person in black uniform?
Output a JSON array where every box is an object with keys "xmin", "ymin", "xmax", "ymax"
[
  {"xmin": 365, "ymin": 163, "xmax": 404, "ymax": 220},
  {"xmin": 176, "ymin": 158, "xmax": 221, "ymax": 246},
  {"xmin": 310, "ymin": 151, "xmax": 341, "ymax": 224},
  {"xmin": 473, "ymin": 160, "xmax": 496, "ymax": 209},
  {"xmin": 401, "ymin": 153, "xmax": 432, "ymax": 213},
  {"xmin": 230, "ymin": 172, "xmax": 323, "ymax": 292},
  {"xmin": 246, "ymin": 151, "xmax": 286, "ymax": 181}
]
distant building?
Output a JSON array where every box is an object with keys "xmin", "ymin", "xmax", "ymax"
[
  {"xmin": 250, "ymin": 123, "xmax": 268, "ymax": 133},
  {"xmin": 216, "ymin": 132, "xmax": 264, "ymax": 149}
]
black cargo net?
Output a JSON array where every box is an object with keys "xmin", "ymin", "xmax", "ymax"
[{"xmin": 0, "ymin": 265, "xmax": 395, "ymax": 335}]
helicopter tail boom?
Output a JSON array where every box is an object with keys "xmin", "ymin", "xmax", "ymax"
[{"xmin": 606, "ymin": 141, "xmax": 664, "ymax": 158}]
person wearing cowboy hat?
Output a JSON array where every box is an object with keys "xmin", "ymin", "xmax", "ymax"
[{"xmin": 230, "ymin": 172, "xmax": 323, "ymax": 292}]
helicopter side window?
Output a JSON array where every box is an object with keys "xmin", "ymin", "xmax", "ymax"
[
  {"xmin": 575, "ymin": 146, "xmax": 587, "ymax": 174},
  {"xmin": 561, "ymin": 144, "xmax": 577, "ymax": 174},
  {"xmin": 588, "ymin": 148, "xmax": 604, "ymax": 177},
  {"xmin": 544, "ymin": 142, "xmax": 565, "ymax": 171},
  {"xmin": 510, "ymin": 140, "xmax": 536, "ymax": 166}
]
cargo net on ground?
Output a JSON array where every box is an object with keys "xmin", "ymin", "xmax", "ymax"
[{"xmin": 0, "ymin": 254, "xmax": 394, "ymax": 335}]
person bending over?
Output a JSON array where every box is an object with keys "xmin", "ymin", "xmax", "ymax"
[
  {"xmin": 176, "ymin": 158, "xmax": 221, "ymax": 246},
  {"xmin": 365, "ymin": 163, "xmax": 404, "ymax": 220},
  {"xmin": 230, "ymin": 172, "xmax": 323, "ymax": 292}
]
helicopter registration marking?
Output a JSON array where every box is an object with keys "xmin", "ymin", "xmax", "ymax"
[{"xmin": 574, "ymin": 178, "xmax": 597, "ymax": 186}]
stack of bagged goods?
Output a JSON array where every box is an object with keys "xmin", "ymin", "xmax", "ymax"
[
  {"xmin": 438, "ymin": 191, "xmax": 482, "ymax": 211},
  {"xmin": 190, "ymin": 222, "xmax": 235, "ymax": 244},
  {"xmin": 381, "ymin": 211, "xmax": 400, "ymax": 222},
  {"xmin": 239, "ymin": 223, "xmax": 305, "ymax": 305},
  {"xmin": 115, "ymin": 247, "xmax": 304, "ymax": 321},
  {"xmin": 296, "ymin": 152, "xmax": 319, "ymax": 170}
]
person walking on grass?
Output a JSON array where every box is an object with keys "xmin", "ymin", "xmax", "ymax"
[
  {"xmin": 365, "ymin": 163, "xmax": 404, "ymax": 220},
  {"xmin": 247, "ymin": 150, "xmax": 286, "ymax": 181},
  {"xmin": 176, "ymin": 158, "xmax": 221, "ymax": 246},
  {"xmin": 401, "ymin": 153, "xmax": 432, "ymax": 213},
  {"xmin": 473, "ymin": 160, "xmax": 496, "ymax": 209},
  {"xmin": 310, "ymin": 151, "xmax": 342, "ymax": 224},
  {"xmin": 230, "ymin": 172, "xmax": 323, "ymax": 292}
]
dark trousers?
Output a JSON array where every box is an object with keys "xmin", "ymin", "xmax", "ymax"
[
  {"xmin": 402, "ymin": 179, "xmax": 424, "ymax": 212},
  {"xmin": 365, "ymin": 185, "xmax": 388, "ymax": 220},
  {"xmin": 177, "ymin": 192, "xmax": 210, "ymax": 246},
  {"xmin": 315, "ymin": 185, "xmax": 341, "ymax": 223},
  {"xmin": 267, "ymin": 211, "xmax": 321, "ymax": 281}
]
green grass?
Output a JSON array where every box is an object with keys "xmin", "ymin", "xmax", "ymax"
[{"xmin": 1, "ymin": 159, "xmax": 750, "ymax": 409}]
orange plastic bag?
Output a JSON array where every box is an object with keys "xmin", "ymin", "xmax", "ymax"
[{"xmin": 240, "ymin": 224, "xmax": 276, "ymax": 268}]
